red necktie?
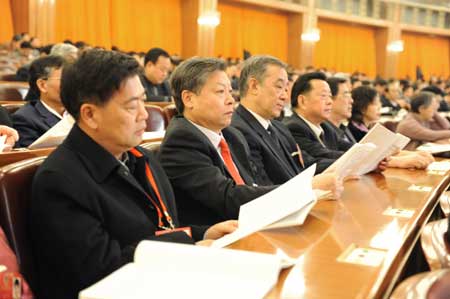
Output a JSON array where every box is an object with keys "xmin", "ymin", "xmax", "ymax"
[{"xmin": 219, "ymin": 138, "xmax": 245, "ymax": 185}]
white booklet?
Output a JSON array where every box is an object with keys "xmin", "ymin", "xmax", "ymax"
[
  {"xmin": 79, "ymin": 240, "xmax": 282, "ymax": 299},
  {"xmin": 212, "ymin": 164, "xmax": 317, "ymax": 249},
  {"xmin": 325, "ymin": 123, "xmax": 410, "ymax": 178},
  {"xmin": 417, "ymin": 142, "xmax": 450, "ymax": 154},
  {"xmin": 0, "ymin": 135, "xmax": 6, "ymax": 153},
  {"xmin": 28, "ymin": 114, "xmax": 75, "ymax": 149}
]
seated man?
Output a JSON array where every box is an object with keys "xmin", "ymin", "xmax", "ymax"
[
  {"xmin": 231, "ymin": 55, "xmax": 340, "ymax": 191},
  {"xmin": 13, "ymin": 55, "xmax": 65, "ymax": 147},
  {"xmin": 0, "ymin": 125, "xmax": 19, "ymax": 152},
  {"xmin": 159, "ymin": 57, "xmax": 278, "ymax": 226},
  {"xmin": 326, "ymin": 78, "xmax": 433, "ymax": 169},
  {"xmin": 283, "ymin": 72, "xmax": 345, "ymax": 160},
  {"xmin": 140, "ymin": 47, "xmax": 172, "ymax": 102},
  {"xmin": 30, "ymin": 50, "xmax": 236, "ymax": 299}
]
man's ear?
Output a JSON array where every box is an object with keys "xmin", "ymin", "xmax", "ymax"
[
  {"xmin": 79, "ymin": 103, "xmax": 100, "ymax": 130},
  {"xmin": 181, "ymin": 90, "xmax": 195, "ymax": 110},
  {"xmin": 248, "ymin": 77, "xmax": 259, "ymax": 96},
  {"xmin": 36, "ymin": 78, "xmax": 47, "ymax": 94}
]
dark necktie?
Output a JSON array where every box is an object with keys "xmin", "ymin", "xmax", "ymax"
[{"xmin": 267, "ymin": 124, "xmax": 281, "ymax": 148}]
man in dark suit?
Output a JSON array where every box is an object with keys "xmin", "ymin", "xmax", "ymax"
[
  {"xmin": 31, "ymin": 50, "xmax": 236, "ymax": 299},
  {"xmin": 0, "ymin": 105, "xmax": 13, "ymax": 127},
  {"xmin": 283, "ymin": 72, "xmax": 347, "ymax": 160},
  {"xmin": 230, "ymin": 56, "xmax": 339, "ymax": 194},
  {"xmin": 160, "ymin": 57, "xmax": 277, "ymax": 226},
  {"xmin": 12, "ymin": 55, "xmax": 65, "ymax": 147},
  {"xmin": 140, "ymin": 47, "xmax": 172, "ymax": 102}
]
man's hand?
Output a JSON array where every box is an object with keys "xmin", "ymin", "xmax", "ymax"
[
  {"xmin": 0, "ymin": 125, "xmax": 19, "ymax": 152},
  {"xmin": 203, "ymin": 220, "xmax": 238, "ymax": 240},
  {"xmin": 312, "ymin": 172, "xmax": 343, "ymax": 199},
  {"xmin": 388, "ymin": 152, "xmax": 433, "ymax": 169}
]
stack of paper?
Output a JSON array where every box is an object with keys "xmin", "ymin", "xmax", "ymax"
[
  {"xmin": 212, "ymin": 165, "xmax": 317, "ymax": 249},
  {"xmin": 79, "ymin": 240, "xmax": 282, "ymax": 299},
  {"xmin": 28, "ymin": 114, "xmax": 75, "ymax": 149},
  {"xmin": 417, "ymin": 143, "xmax": 450, "ymax": 154},
  {"xmin": 0, "ymin": 135, "xmax": 6, "ymax": 153},
  {"xmin": 325, "ymin": 123, "xmax": 410, "ymax": 178}
]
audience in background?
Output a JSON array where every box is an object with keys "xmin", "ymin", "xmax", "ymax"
[
  {"xmin": 397, "ymin": 91, "xmax": 450, "ymax": 149},
  {"xmin": 140, "ymin": 47, "xmax": 172, "ymax": 102}
]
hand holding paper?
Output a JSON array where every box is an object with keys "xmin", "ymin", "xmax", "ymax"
[{"xmin": 0, "ymin": 125, "xmax": 19, "ymax": 153}]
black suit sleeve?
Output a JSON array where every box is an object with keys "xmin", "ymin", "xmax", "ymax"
[
  {"xmin": 31, "ymin": 170, "xmax": 194, "ymax": 292},
  {"xmin": 160, "ymin": 132, "xmax": 275, "ymax": 220},
  {"xmin": 0, "ymin": 106, "xmax": 12, "ymax": 127},
  {"xmin": 285, "ymin": 120, "xmax": 343, "ymax": 160},
  {"xmin": 12, "ymin": 112, "xmax": 41, "ymax": 148}
]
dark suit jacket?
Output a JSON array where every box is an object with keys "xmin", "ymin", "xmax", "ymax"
[
  {"xmin": 12, "ymin": 100, "xmax": 60, "ymax": 147},
  {"xmin": 323, "ymin": 120, "xmax": 356, "ymax": 149},
  {"xmin": 140, "ymin": 75, "xmax": 172, "ymax": 102},
  {"xmin": 159, "ymin": 116, "xmax": 276, "ymax": 226},
  {"xmin": 31, "ymin": 125, "xmax": 201, "ymax": 299},
  {"xmin": 231, "ymin": 105, "xmax": 333, "ymax": 185},
  {"xmin": 0, "ymin": 105, "xmax": 12, "ymax": 127},
  {"xmin": 283, "ymin": 112, "xmax": 346, "ymax": 160}
]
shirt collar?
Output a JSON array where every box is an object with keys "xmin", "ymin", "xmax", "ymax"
[
  {"xmin": 187, "ymin": 119, "xmax": 223, "ymax": 150},
  {"xmin": 297, "ymin": 113, "xmax": 324, "ymax": 140},
  {"xmin": 245, "ymin": 107, "xmax": 271, "ymax": 130},
  {"xmin": 40, "ymin": 100, "xmax": 64, "ymax": 120}
]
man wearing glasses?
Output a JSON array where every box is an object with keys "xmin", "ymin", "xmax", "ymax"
[{"xmin": 12, "ymin": 55, "xmax": 65, "ymax": 147}]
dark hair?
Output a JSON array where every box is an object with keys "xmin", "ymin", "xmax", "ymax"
[
  {"xmin": 39, "ymin": 44, "xmax": 54, "ymax": 55},
  {"xmin": 144, "ymin": 48, "xmax": 170, "ymax": 66},
  {"xmin": 20, "ymin": 41, "xmax": 32, "ymax": 49},
  {"xmin": 12, "ymin": 34, "xmax": 21, "ymax": 42},
  {"xmin": 326, "ymin": 77, "xmax": 347, "ymax": 97},
  {"xmin": 421, "ymin": 85, "xmax": 445, "ymax": 97},
  {"xmin": 291, "ymin": 72, "xmax": 327, "ymax": 107},
  {"xmin": 169, "ymin": 57, "xmax": 226, "ymax": 114},
  {"xmin": 350, "ymin": 86, "xmax": 378, "ymax": 124},
  {"xmin": 410, "ymin": 92, "xmax": 435, "ymax": 113},
  {"xmin": 239, "ymin": 55, "xmax": 286, "ymax": 98},
  {"xmin": 61, "ymin": 49, "xmax": 141, "ymax": 120},
  {"xmin": 25, "ymin": 55, "xmax": 65, "ymax": 102},
  {"xmin": 63, "ymin": 39, "xmax": 73, "ymax": 45},
  {"xmin": 350, "ymin": 77, "xmax": 360, "ymax": 85},
  {"xmin": 374, "ymin": 78, "xmax": 387, "ymax": 87},
  {"xmin": 74, "ymin": 41, "xmax": 87, "ymax": 49}
]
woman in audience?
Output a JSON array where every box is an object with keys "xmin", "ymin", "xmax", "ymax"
[
  {"xmin": 396, "ymin": 91, "xmax": 450, "ymax": 148},
  {"xmin": 348, "ymin": 86, "xmax": 381, "ymax": 142}
]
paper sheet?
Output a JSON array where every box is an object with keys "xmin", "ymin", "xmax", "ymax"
[
  {"xmin": 28, "ymin": 114, "xmax": 75, "ymax": 149},
  {"xmin": 0, "ymin": 135, "xmax": 6, "ymax": 153}
]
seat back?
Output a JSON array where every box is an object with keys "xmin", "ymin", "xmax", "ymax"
[
  {"xmin": 0, "ymin": 157, "xmax": 46, "ymax": 290},
  {"xmin": 0, "ymin": 86, "xmax": 23, "ymax": 100},
  {"xmin": 420, "ymin": 218, "xmax": 450, "ymax": 270},
  {"xmin": 163, "ymin": 104, "xmax": 177, "ymax": 127},
  {"xmin": 390, "ymin": 269, "xmax": 450, "ymax": 299},
  {"xmin": 144, "ymin": 105, "xmax": 165, "ymax": 132}
]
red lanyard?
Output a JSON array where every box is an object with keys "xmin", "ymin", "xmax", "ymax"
[{"xmin": 129, "ymin": 148, "xmax": 175, "ymax": 230}]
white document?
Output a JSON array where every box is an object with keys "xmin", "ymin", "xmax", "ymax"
[
  {"xmin": 357, "ymin": 123, "xmax": 410, "ymax": 174},
  {"xmin": 212, "ymin": 164, "xmax": 317, "ymax": 249},
  {"xmin": 417, "ymin": 142, "xmax": 450, "ymax": 154},
  {"xmin": 28, "ymin": 114, "xmax": 75, "ymax": 149},
  {"xmin": 324, "ymin": 143, "xmax": 377, "ymax": 179},
  {"xmin": 428, "ymin": 161, "xmax": 450, "ymax": 172},
  {"xmin": 0, "ymin": 135, "xmax": 6, "ymax": 153},
  {"xmin": 79, "ymin": 240, "xmax": 282, "ymax": 299}
]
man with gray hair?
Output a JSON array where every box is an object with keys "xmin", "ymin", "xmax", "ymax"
[
  {"xmin": 159, "ymin": 57, "xmax": 276, "ymax": 226},
  {"xmin": 50, "ymin": 43, "xmax": 78, "ymax": 62},
  {"xmin": 230, "ymin": 55, "xmax": 340, "ymax": 196}
]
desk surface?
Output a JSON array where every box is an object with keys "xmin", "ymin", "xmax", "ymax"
[{"xmin": 230, "ymin": 167, "xmax": 450, "ymax": 299}]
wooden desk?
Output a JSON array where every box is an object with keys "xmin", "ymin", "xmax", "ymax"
[
  {"xmin": 0, "ymin": 147, "xmax": 54, "ymax": 167},
  {"xmin": 230, "ymin": 167, "xmax": 450, "ymax": 299}
]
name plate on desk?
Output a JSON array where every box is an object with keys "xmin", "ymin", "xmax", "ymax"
[{"xmin": 337, "ymin": 244, "xmax": 386, "ymax": 267}]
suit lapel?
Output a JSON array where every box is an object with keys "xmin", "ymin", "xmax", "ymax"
[
  {"xmin": 35, "ymin": 101, "xmax": 60, "ymax": 128},
  {"xmin": 236, "ymin": 106, "xmax": 297, "ymax": 176},
  {"xmin": 293, "ymin": 113, "xmax": 324, "ymax": 146}
]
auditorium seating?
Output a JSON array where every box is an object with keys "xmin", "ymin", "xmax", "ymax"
[
  {"xmin": 0, "ymin": 156, "xmax": 46, "ymax": 291},
  {"xmin": 144, "ymin": 105, "xmax": 165, "ymax": 131},
  {"xmin": 420, "ymin": 218, "xmax": 450, "ymax": 270},
  {"xmin": 2, "ymin": 102, "xmax": 24, "ymax": 114},
  {"xmin": 439, "ymin": 192, "xmax": 450, "ymax": 217},
  {"xmin": 390, "ymin": 269, "xmax": 450, "ymax": 299},
  {"xmin": 163, "ymin": 104, "xmax": 177, "ymax": 125},
  {"xmin": 0, "ymin": 85, "xmax": 24, "ymax": 100}
]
